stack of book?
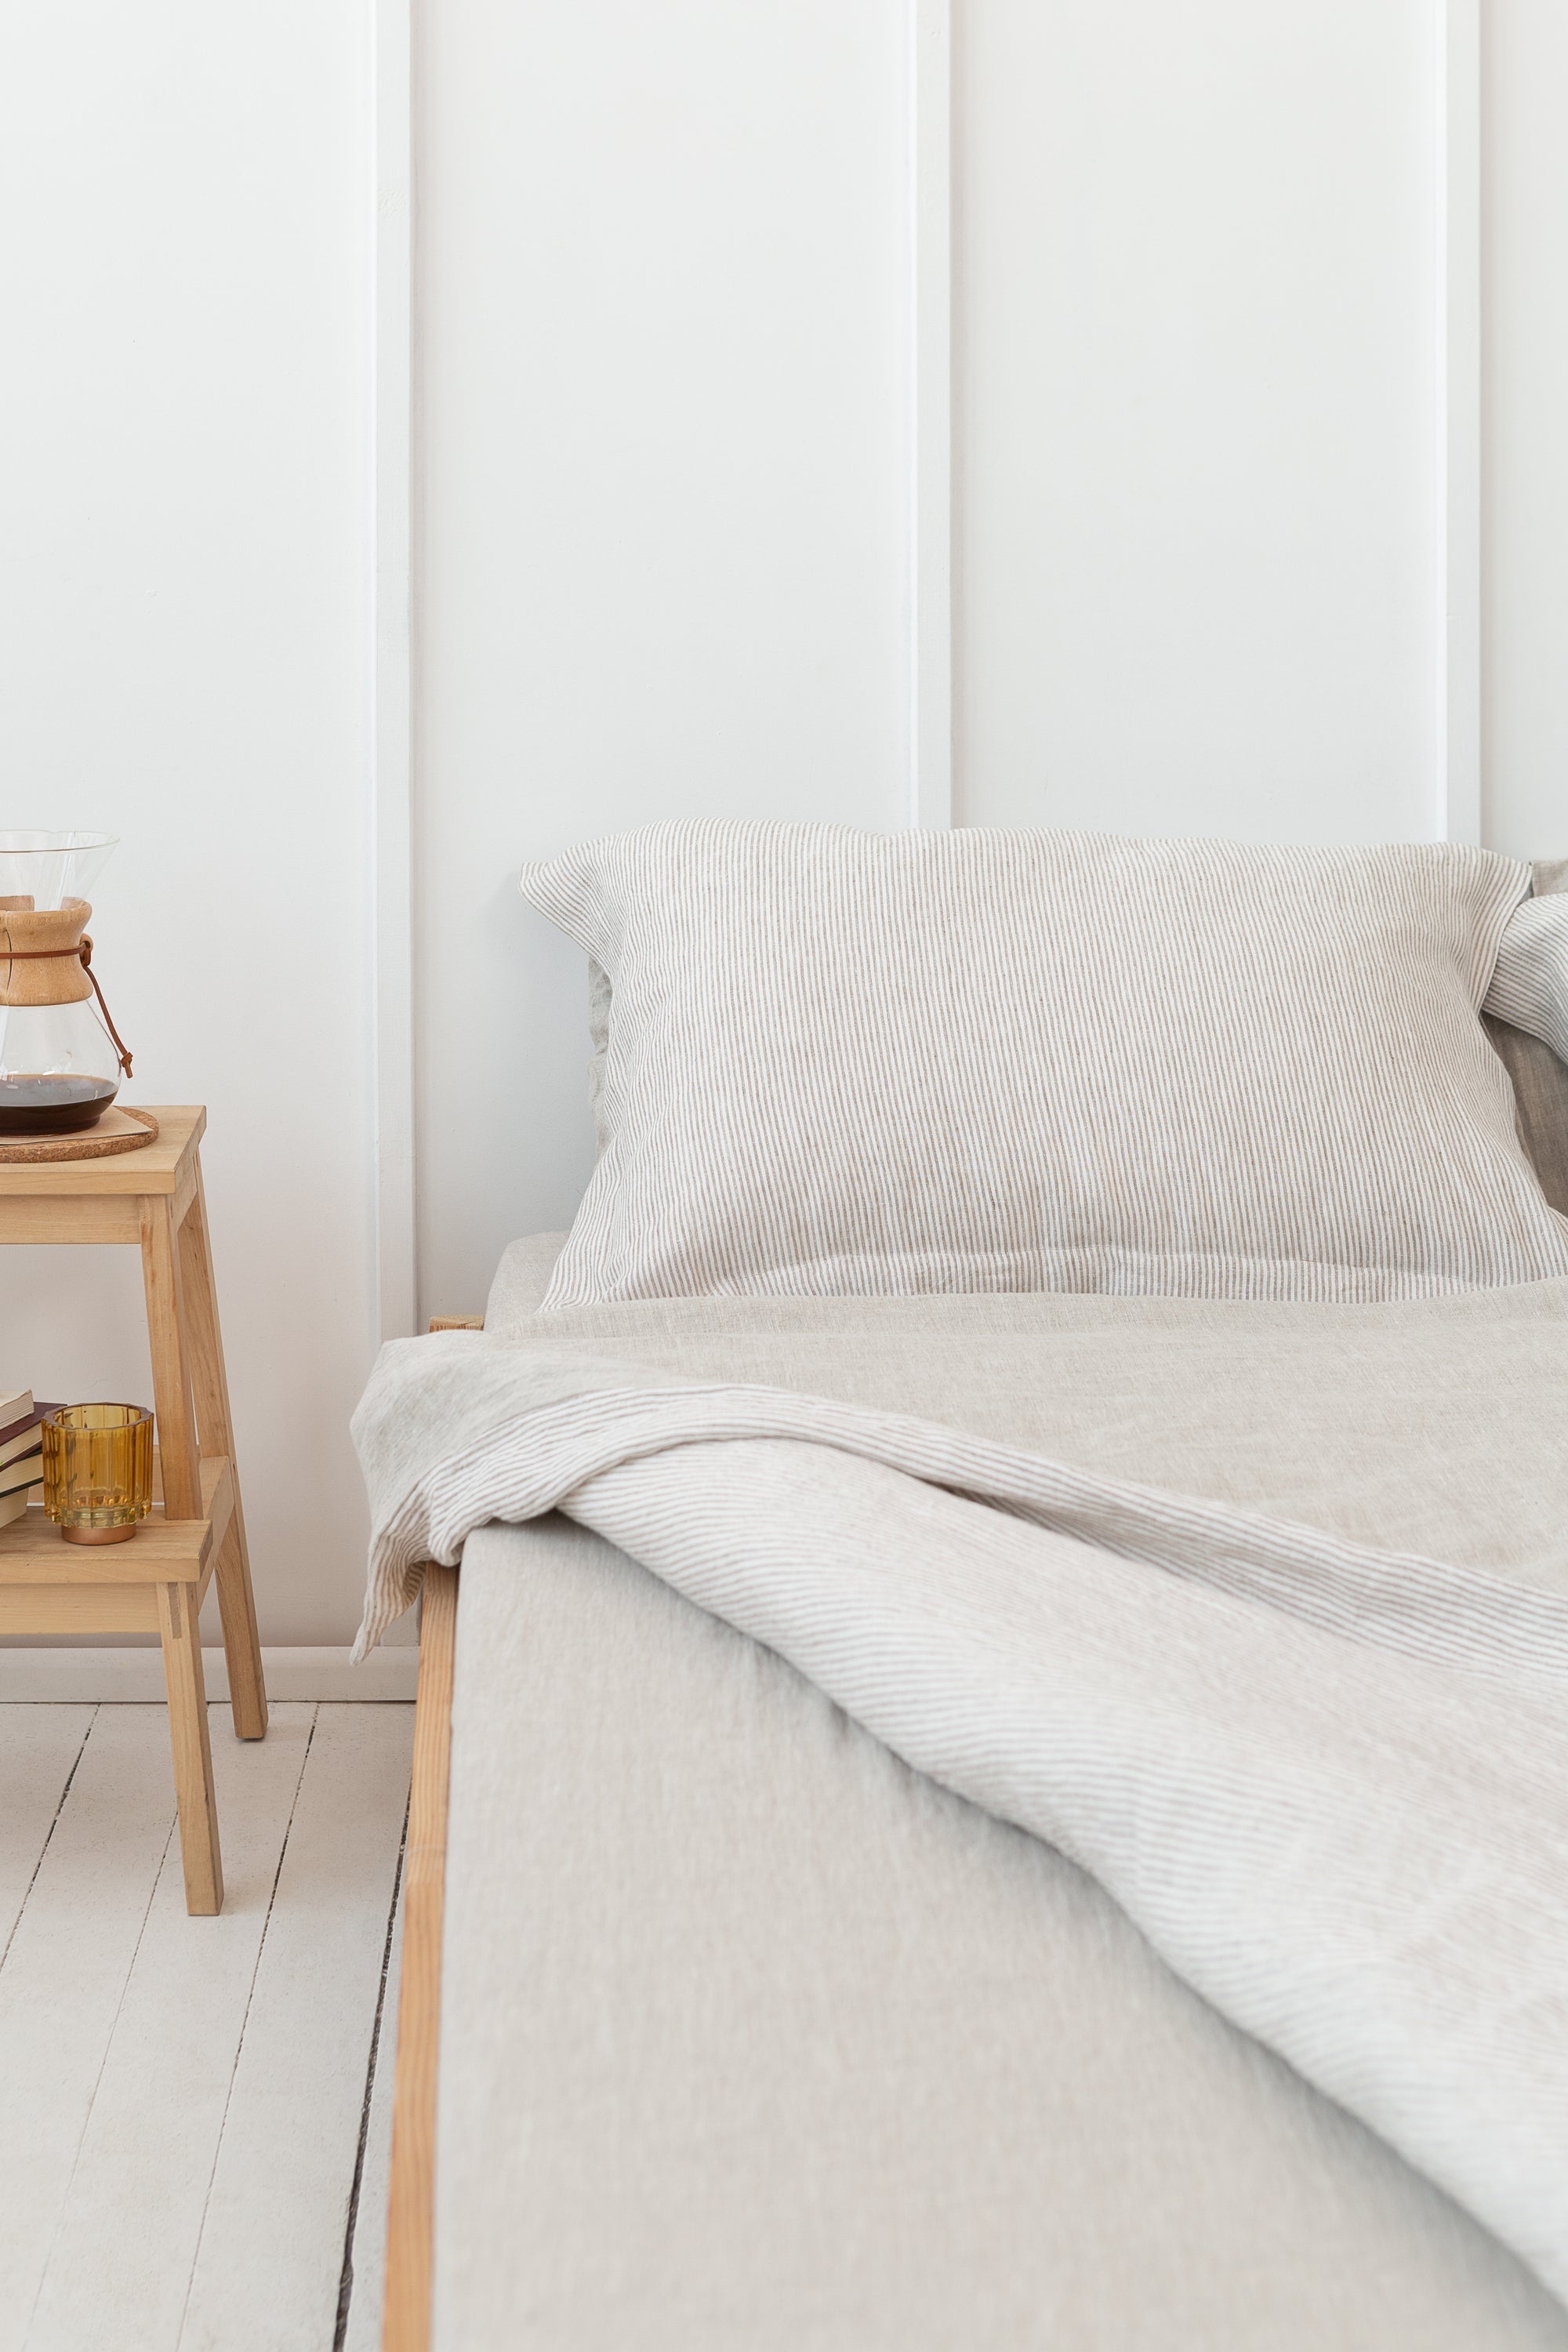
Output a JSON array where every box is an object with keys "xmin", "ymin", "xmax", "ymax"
[{"xmin": 0, "ymin": 1391, "xmax": 59, "ymax": 1529}]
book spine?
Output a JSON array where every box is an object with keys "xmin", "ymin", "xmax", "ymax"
[
  {"xmin": 0, "ymin": 1450, "xmax": 42, "ymax": 1501},
  {"xmin": 0, "ymin": 1406, "xmax": 60, "ymax": 1465}
]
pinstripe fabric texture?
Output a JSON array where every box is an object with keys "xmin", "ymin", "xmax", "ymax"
[
  {"xmin": 565, "ymin": 1436, "xmax": 1568, "ymax": 2310},
  {"xmin": 354, "ymin": 1341, "xmax": 1568, "ymax": 1680},
  {"xmin": 350, "ymin": 1320, "xmax": 1568, "ymax": 2307},
  {"xmin": 521, "ymin": 823, "xmax": 1568, "ymax": 1306}
]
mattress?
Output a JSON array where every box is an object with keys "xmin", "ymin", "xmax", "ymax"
[{"xmin": 434, "ymin": 1515, "xmax": 1568, "ymax": 2350}]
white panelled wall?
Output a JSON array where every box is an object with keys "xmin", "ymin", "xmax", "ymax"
[{"xmin": 0, "ymin": 5, "xmax": 1564, "ymax": 1657}]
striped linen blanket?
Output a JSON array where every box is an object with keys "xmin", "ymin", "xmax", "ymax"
[{"xmin": 352, "ymin": 1273, "xmax": 1568, "ymax": 2305}]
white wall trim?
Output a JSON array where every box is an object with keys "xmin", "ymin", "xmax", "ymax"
[
  {"xmin": 909, "ymin": 0, "xmax": 953, "ymax": 829},
  {"xmin": 0, "ymin": 1647, "xmax": 419, "ymax": 1704},
  {"xmin": 372, "ymin": 0, "xmax": 419, "ymax": 1341},
  {"xmin": 1440, "ymin": 0, "xmax": 1482, "ymax": 844}
]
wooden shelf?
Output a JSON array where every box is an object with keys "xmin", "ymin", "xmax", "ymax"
[{"xmin": 0, "ymin": 1455, "xmax": 233, "ymax": 1587}]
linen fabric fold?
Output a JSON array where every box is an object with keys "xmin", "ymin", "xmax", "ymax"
[{"xmin": 352, "ymin": 1270, "xmax": 1568, "ymax": 2307}]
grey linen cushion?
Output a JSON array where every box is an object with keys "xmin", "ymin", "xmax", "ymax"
[
  {"xmin": 520, "ymin": 823, "xmax": 1568, "ymax": 1307},
  {"xmin": 1486, "ymin": 861, "xmax": 1568, "ymax": 1214}
]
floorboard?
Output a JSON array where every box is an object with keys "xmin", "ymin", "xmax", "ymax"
[
  {"xmin": 341, "ymin": 1889, "xmax": 405, "ymax": 2352},
  {"xmin": 25, "ymin": 1705, "xmax": 317, "ymax": 2352},
  {"xmin": 177, "ymin": 1704, "xmax": 413, "ymax": 2352},
  {"xmin": 0, "ymin": 1708, "xmax": 177, "ymax": 2352},
  {"xmin": 0, "ymin": 1704, "xmax": 94, "ymax": 1958}
]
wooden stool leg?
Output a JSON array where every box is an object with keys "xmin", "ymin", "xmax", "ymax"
[
  {"xmin": 141, "ymin": 1195, "xmax": 203, "ymax": 1519},
  {"xmin": 178, "ymin": 1167, "xmax": 267, "ymax": 1740},
  {"xmin": 158, "ymin": 1580, "xmax": 223, "ymax": 1915},
  {"xmin": 209, "ymin": 1519, "xmax": 267, "ymax": 1740}
]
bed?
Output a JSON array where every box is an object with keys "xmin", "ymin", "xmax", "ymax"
[{"xmin": 362, "ymin": 828, "xmax": 1568, "ymax": 2351}]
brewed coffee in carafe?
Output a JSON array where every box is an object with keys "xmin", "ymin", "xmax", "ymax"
[{"xmin": 0, "ymin": 833, "xmax": 130, "ymax": 1139}]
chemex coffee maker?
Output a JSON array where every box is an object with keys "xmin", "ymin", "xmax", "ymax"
[{"xmin": 0, "ymin": 831, "xmax": 134, "ymax": 1138}]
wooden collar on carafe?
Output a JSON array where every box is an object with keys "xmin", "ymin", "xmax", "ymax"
[{"xmin": 0, "ymin": 899, "xmax": 136, "ymax": 1078}]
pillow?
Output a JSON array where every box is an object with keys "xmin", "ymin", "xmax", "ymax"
[
  {"xmin": 1486, "ymin": 1015, "xmax": 1568, "ymax": 1215},
  {"xmin": 1483, "ymin": 861, "xmax": 1568, "ymax": 1215},
  {"xmin": 1485, "ymin": 867, "xmax": 1568, "ymax": 1069},
  {"xmin": 520, "ymin": 822, "xmax": 1568, "ymax": 1306}
]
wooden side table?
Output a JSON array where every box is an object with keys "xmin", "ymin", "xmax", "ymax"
[{"xmin": 0, "ymin": 1107, "xmax": 267, "ymax": 1914}]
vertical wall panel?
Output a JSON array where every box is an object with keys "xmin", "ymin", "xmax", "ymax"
[
  {"xmin": 953, "ymin": 0, "xmax": 1444, "ymax": 842},
  {"xmin": 1483, "ymin": 1, "xmax": 1568, "ymax": 859},
  {"xmin": 414, "ymin": 0, "xmax": 911, "ymax": 1317}
]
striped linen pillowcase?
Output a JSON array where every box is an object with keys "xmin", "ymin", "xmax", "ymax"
[
  {"xmin": 1486, "ymin": 870, "xmax": 1568, "ymax": 1069},
  {"xmin": 520, "ymin": 823, "xmax": 1568, "ymax": 1307}
]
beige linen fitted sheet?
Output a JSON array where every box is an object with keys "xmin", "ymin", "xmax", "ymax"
[{"xmin": 436, "ymin": 1519, "xmax": 1568, "ymax": 2352}]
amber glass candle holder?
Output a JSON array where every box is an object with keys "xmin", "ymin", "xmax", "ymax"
[{"xmin": 42, "ymin": 1404, "xmax": 154, "ymax": 1544}]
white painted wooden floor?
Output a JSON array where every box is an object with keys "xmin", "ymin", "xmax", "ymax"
[{"xmin": 0, "ymin": 1700, "xmax": 413, "ymax": 2352}]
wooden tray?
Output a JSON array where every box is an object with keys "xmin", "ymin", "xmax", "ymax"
[{"xmin": 0, "ymin": 1105, "xmax": 159, "ymax": 1165}]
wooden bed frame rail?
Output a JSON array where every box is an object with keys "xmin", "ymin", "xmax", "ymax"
[
  {"xmin": 381, "ymin": 1558, "xmax": 457, "ymax": 2352},
  {"xmin": 383, "ymin": 1314, "xmax": 480, "ymax": 2350}
]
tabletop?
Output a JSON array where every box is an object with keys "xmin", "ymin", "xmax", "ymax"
[{"xmin": 0, "ymin": 1107, "xmax": 206, "ymax": 1200}]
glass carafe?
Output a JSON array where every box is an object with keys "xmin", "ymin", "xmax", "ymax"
[{"xmin": 0, "ymin": 831, "xmax": 129, "ymax": 1138}]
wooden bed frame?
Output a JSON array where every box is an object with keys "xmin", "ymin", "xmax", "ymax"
[
  {"xmin": 381, "ymin": 1556, "xmax": 456, "ymax": 2352},
  {"xmin": 383, "ymin": 1315, "xmax": 481, "ymax": 2352}
]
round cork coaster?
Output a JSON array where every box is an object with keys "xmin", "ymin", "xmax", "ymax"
[{"xmin": 0, "ymin": 1105, "xmax": 159, "ymax": 1164}]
